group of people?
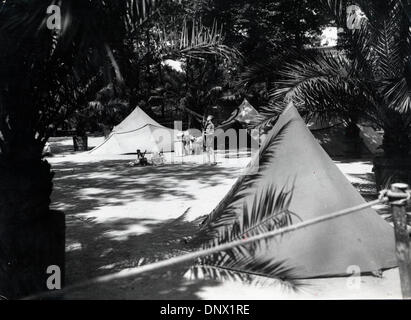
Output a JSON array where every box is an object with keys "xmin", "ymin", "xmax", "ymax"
[
  {"xmin": 131, "ymin": 114, "xmax": 217, "ymax": 167},
  {"xmin": 129, "ymin": 149, "xmax": 165, "ymax": 167},
  {"xmin": 176, "ymin": 115, "xmax": 216, "ymax": 164},
  {"xmin": 181, "ymin": 131, "xmax": 197, "ymax": 156}
]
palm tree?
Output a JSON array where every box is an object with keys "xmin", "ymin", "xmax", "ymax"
[
  {"xmin": 146, "ymin": 19, "xmax": 240, "ymax": 127},
  {"xmin": 67, "ymin": 82, "xmax": 130, "ymax": 151},
  {"xmin": 0, "ymin": 0, "xmax": 166, "ymax": 300},
  {"xmin": 0, "ymin": 0, "xmax": 154, "ymax": 216},
  {"xmin": 88, "ymin": 84, "xmax": 130, "ymax": 137},
  {"xmin": 264, "ymin": 0, "xmax": 411, "ymax": 187},
  {"xmin": 0, "ymin": 0, "xmax": 235, "ymax": 298}
]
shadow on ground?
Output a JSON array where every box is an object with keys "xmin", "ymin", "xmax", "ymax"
[
  {"xmin": 63, "ymin": 212, "xmax": 222, "ymax": 300},
  {"xmin": 50, "ymin": 159, "xmax": 240, "ymax": 299},
  {"xmin": 51, "ymin": 160, "xmax": 239, "ymax": 215},
  {"xmin": 350, "ymin": 173, "xmax": 378, "ymax": 200},
  {"xmin": 52, "ymin": 156, "xmax": 403, "ymax": 299}
]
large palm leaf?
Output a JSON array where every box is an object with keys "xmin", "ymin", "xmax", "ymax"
[
  {"xmin": 191, "ymin": 183, "xmax": 303, "ymax": 290},
  {"xmin": 323, "ymin": 0, "xmax": 410, "ymax": 111},
  {"xmin": 261, "ymin": 0, "xmax": 411, "ymax": 157},
  {"xmin": 192, "ymin": 117, "xmax": 305, "ymax": 288},
  {"xmin": 265, "ymin": 50, "xmax": 379, "ymax": 126},
  {"xmin": 200, "ymin": 120, "xmax": 293, "ymax": 236},
  {"xmin": 157, "ymin": 19, "xmax": 240, "ymax": 61}
]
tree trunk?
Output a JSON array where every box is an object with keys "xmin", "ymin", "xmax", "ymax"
[
  {"xmin": 73, "ymin": 135, "xmax": 88, "ymax": 151},
  {"xmin": 0, "ymin": 158, "xmax": 65, "ymax": 299},
  {"xmin": 0, "ymin": 159, "xmax": 53, "ymax": 222},
  {"xmin": 373, "ymin": 156, "xmax": 411, "ymax": 190},
  {"xmin": 0, "ymin": 210, "xmax": 65, "ymax": 299},
  {"xmin": 373, "ymin": 123, "xmax": 411, "ymax": 190},
  {"xmin": 344, "ymin": 121, "xmax": 363, "ymax": 157},
  {"xmin": 382, "ymin": 126, "xmax": 411, "ymax": 158}
]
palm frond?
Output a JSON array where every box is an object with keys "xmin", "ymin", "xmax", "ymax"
[
  {"xmin": 266, "ymin": 48, "xmax": 388, "ymax": 127},
  {"xmin": 381, "ymin": 77, "xmax": 411, "ymax": 113},
  {"xmin": 127, "ymin": 0, "xmax": 161, "ymax": 27},
  {"xmin": 322, "ymin": 0, "xmax": 348, "ymax": 27},
  {"xmin": 372, "ymin": 7, "xmax": 403, "ymax": 79},
  {"xmin": 357, "ymin": 0, "xmax": 400, "ymax": 26},
  {"xmin": 200, "ymin": 120, "xmax": 293, "ymax": 237},
  {"xmin": 214, "ymin": 182, "xmax": 296, "ymax": 241},
  {"xmin": 249, "ymin": 0, "xmax": 411, "ymax": 158},
  {"xmin": 269, "ymin": 51, "xmax": 350, "ymax": 112},
  {"xmin": 186, "ymin": 262, "xmax": 305, "ymax": 292},
  {"xmin": 237, "ymin": 54, "xmax": 285, "ymax": 90},
  {"xmin": 274, "ymin": 51, "xmax": 353, "ymax": 100},
  {"xmin": 157, "ymin": 19, "xmax": 241, "ymax": 62},
  {"xmin": 235, "ymin": 185, "xmax": 300, "ymax": 244},
  {"xmin": 193, "ymin": 182, "xmax": 303, "ymax": 289}
]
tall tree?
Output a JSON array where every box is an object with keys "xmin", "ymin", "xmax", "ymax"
[{"xmin": 0, "ymin": 0, "xmax": 237, "ymax": 298}]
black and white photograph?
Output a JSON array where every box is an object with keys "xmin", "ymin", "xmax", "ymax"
[{"xmin": 0, "ymin": 0, "xmax": 411, "ymax": 305}]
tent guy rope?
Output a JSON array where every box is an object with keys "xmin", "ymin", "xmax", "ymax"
[{"xmin": 25, "ymin": 193, "xmax": 395, "ymax": 300}]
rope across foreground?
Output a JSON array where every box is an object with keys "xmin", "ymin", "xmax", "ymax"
[{"xmin": 24, "ymin": 194, "xmax": 391, "ymax": 300}]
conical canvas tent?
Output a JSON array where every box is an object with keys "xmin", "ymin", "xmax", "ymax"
[
  {"xmin": 90, "ymin": 106, "xmax": 175, "ymax": 155},
  {"xmin": 214, "ymin": 99, "xmax": 260, "ymax": 151},
  {"xmin": 202, "ymin": 104, "xmax": 396, "ymax": 279}
]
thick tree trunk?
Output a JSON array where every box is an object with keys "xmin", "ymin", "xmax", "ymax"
[
  {"xmin": 0, "ymin": 159, "xmax": 53, "ymax": 222},
  {"xmin": 0, "ymin": 158, "xmax": 65, "ymax": 299},
  {"xmin": 382, "ymin": 127, "xmax": 411, "ymax": 158},
  {"xmin": 0, "ymin": 210, "xmax": 65, "ymax": 299},
  {"xmin": 73, "ymin": 135, "xmax": 88, "ymax": 151},
  {"xmin": 373, "ymin": 122, "xmax": 411, "ymax": 190},
  {"xmin": 373, "ymin": 156, "xmax": 411, "ymax": 190},
  {"xmin": 344, "ymin": 121, "xmax": 363, "ymax": 157}
]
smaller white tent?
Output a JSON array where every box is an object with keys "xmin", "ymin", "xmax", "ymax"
[
  {"xmin": 220, "ymin": 99, "xmax": 259, "ymax": 128},
  {"xmin": 89, "ymin": 106, "xmax": 175, "ymax": 155}
]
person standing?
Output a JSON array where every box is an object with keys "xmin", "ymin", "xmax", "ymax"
[
  {"xmin": 203, "ymin": 115, "xmax": 216, "ymax": 165},
  {"xmin": 183, "ymin": 131, "xmax": 193, "ymax": 155}
]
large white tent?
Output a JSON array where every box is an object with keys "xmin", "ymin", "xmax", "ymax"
[{"xmin": 89, "ymin": 106, "xmax": 175, "ymax": 155}]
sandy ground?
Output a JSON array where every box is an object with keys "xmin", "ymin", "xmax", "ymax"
[{"xmin": 47, "ymin": 137, "xmax": 402, "ymax": 299}]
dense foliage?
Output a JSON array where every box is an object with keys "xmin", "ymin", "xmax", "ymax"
[{"xmin": 265, "ymin": 0, "xmax": 411, "ymax": 157}]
